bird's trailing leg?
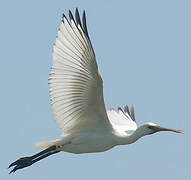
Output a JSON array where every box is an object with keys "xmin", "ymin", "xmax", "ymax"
[{"xmin": 8, "ymin": 145, "xmax": 61, "ymax": 174}]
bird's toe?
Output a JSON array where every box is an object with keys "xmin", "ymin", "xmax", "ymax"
[{"xmin": 8, "ymin": 157, "xmax": 33, "ymax": 174}]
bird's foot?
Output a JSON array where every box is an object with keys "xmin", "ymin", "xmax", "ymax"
[{"xmin": 8, "ymin": 156, "xmax": 33, "ymax": 174}]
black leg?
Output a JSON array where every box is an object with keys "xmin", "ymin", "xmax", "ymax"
[{"xmin": 8, "ymin": 145, "xmax": 60, "ymax": 174}]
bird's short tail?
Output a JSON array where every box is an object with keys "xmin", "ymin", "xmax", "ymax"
[{"xmin": 35, "ymin": 139, "xmax": 60, "ymax": 149}]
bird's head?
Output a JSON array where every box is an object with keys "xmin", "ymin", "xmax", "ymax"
[{"xmin": 139, "ymin": 122, "xmax": 184, "ymax": 136}]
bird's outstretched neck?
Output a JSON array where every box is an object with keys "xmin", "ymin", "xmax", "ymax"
[
  {"xmin": 115, "ymin": 122, "xmax": 184, "ymax": 145},
  {"xmin": 116, "ymin": 127, "xmax": 148, "ymax": 145},
  {"xmin": 8, "ymin": 145, "xmax": 61, "ymax": 174}
]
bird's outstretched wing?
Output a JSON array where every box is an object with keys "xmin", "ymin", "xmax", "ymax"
[
  {"xmin": 49, "ymin": 9, "xmax": 112, "ymax": 135},
  {"xmin": 107, "ymin": 106, "xmax": 137, "ymax": 132}
]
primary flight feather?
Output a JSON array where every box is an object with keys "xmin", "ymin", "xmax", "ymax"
[{"xmin": 8, "ymin": 8, "xmax": 183, "ymax": 174}]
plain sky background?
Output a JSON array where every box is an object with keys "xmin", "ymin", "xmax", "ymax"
[{"xmin": 0, "ymin": 0, "xmax": 190, "ymax": 179}]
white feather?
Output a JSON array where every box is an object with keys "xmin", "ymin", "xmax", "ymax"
[
  {"xmin": 49, "ymin": 15, "xmax": 111, "ymax": 136},
  {"xmin": 107, "ymin": 109, "xmax": 137, "ymax": 132}
]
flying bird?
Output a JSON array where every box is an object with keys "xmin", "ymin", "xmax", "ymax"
[{"xmin": 8, "ymin": 8, "xmax": 184, "ymax": 174}]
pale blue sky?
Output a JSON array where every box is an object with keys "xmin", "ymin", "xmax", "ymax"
[{"xmin": 1, "ymin": 0, "xmax": 190, "ymax": 179}]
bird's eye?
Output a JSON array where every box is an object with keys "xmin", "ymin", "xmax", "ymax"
[{"xmin": 148, "ymin": 126, "xmax": 152, "ymax": 129}]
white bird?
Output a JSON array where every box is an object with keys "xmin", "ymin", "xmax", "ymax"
[{"xmin": 8, "ymin": 8, "xmax": 184, "ymax": 174}]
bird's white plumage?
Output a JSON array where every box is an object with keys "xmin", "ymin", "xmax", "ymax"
[
  {"xmin": 36, "ymin": 10, "xmax": 140, "ymax": 151},
  {"xmin": 7, "ymin": 10, "xmax": 183, "ymax": 174},
  {"xmin": 49, "ymin": 14, "xmax": 112, "ymax": 136},
  {"xmin": 107, "ymin": 109, "xmax": 137, "ymax": 132},
  {"xmin": 34, "ymin": 9, "xmax": 183, "ymax": 153}
]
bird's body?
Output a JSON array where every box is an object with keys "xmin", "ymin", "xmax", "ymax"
[
  {"xmin": 36, "ymin": 122, "xmax": 169, "ymax": 154},
  {"xmin": 59, "ymin": 130, "xmax": 116, "ymax": 154},
  {"xmin": 8, "ymin": 8, "xmax": 183, "ymax": 174},
  {"xmin": 35, "ymin": 109, "xmax": 136, "ymax": 154}
]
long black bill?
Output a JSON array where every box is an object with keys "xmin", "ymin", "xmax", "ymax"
[{"xmin": 8, "ymin": 145, "xmax": 60, "ymax": 174}]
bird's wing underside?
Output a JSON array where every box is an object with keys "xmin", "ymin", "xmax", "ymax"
[
  {"xmin": 107, "ymin": 106, "xmax": 137, "ymax": 132},
  {"xmin": 49, "ymin": 9, "xmax": 112, "ymax": 135}
]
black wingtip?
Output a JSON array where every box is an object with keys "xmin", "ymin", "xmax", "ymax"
[
  {"xmin": 118, "ymin": 107, "xmax": 123, "ymax": 112},
  {"xmin": 75, "ymin": 7, "xmax": 79, "ymax": 13},
  {"xmin": 130, "ymin": 105, "xmax": 136, "ymax": 122},
  {"xmin": 82, "ymin": 10, "xmax": 89, "ymax": 38},
  {"xmin": 68, "ymin": 10, "xmax": 74, "ymax": 21},
  {"xmin": 75, "ymin": 8, "xmax": 82, "ymax": 28},
  {"xmin": 62, "ymin": 12, "xmax": 67, "ymax": 23},
  {"xmin": 83, "ymin": 10, "xmax": 86, "ymax": 19},
  {"xmin": 124, "ymin": 105, "xmax": 130, "ymax": 115},
  {"xmin": 62, "ymin": 12, "xmax": 66, "ymax": 19},
  {"xmin": 124, "ymin": 105, "xmax": 136, "ymax": 122}
]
